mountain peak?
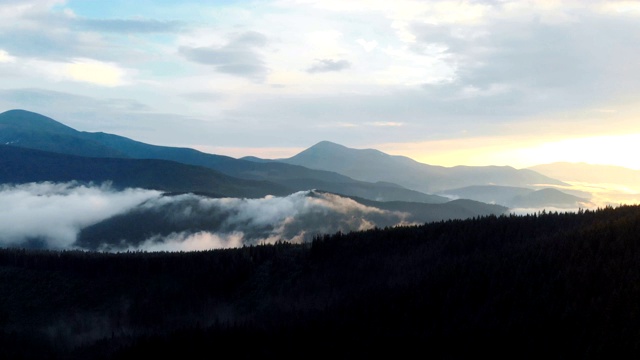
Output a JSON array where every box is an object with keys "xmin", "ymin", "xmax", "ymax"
[
  {"xmin": 307, "ymin": 140, "xmax": 349, "ymax": 151},
  {"xmin": 312, "ymin": 140, "xmax": 344, "ymax": 146},
  {"xmin": 303, "ymin": 140, "xmax": 389, "ymax": 156},
  {"xmin": 0, "ymin": 109, "xmax": 77, "ymax": 135}
]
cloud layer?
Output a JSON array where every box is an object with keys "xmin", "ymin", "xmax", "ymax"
[
  {"xmin": 0, "ymin": 182, "xmax": 411, "ymax": 252},
  {"xmin": 0, "ymin": 182, "xmax": 161, "ymax": 249},
  {"xmin": 83, "ymin": 189, "xmax": 412, "ymax": 252}
]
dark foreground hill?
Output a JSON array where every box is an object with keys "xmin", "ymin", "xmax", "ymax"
[{"xmin": 2, "ymin": 205, "xmax": 640, "ymax": 359}]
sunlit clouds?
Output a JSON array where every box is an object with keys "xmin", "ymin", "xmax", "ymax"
[
  {"xmin": 0, "ymin": 49, "xmax": 15, "ymax": 63},
  {"xmin": 378, "ymin": 133, "xmax": 640, "ymax": 171},
  {"xmin": 512, "ymin": 134, "xmax": 640, "ymax": 171},
  {"xmin": 65, "ymin": 58, "xmax": 130, "ymax": 86}
]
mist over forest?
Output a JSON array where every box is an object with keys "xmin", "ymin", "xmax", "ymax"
[{"xmin": 0, "ymin": 182, "xmax": 420, "ymax": 251}]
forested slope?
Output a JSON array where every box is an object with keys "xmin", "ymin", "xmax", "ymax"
[{"xmin": 1, "ymin": 205, "xmax": 640, "ymax": 359}]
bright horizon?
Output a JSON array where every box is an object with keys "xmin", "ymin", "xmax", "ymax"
[
  {"xmin": 1, "ymin": 1, "xmax": 640, "ymax": 170},
  {"xmin": 195, "ymin": 133, "xmax": 640, "ymax": 171}
]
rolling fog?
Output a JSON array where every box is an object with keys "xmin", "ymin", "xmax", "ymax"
[{"xmin": 0, "ymin": 182, "xmax": 412, "ymax": 251}]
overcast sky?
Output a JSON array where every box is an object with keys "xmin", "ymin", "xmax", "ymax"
[{"xmin": 1, "ymin": 0, "xmax": 639, "ymax": 169}]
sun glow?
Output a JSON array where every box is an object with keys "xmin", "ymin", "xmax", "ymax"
[
  {"xmin": 379, "ymin": 133, "xmax": 640, "ymax": 171},
  {"xmin": 512, "ymin": 134, "xmax": 640, "ymax": 170}
]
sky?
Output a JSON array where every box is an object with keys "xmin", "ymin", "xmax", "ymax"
[{"xmin": 1, "ymin": 0, "xmax": 640, "ymax": 169}]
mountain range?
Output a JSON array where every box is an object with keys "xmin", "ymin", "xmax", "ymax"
[
  {"xmin": 0, "ymin": 109, "xmax": 445, "ymax": 204},
  {"xmin": 0, "ymin": 109, "xmax": 519, "ymax": 250},
  {"xmin": 2, "ymin": 108, "xmax": 621, "ymax": 239},
  {"xmin": 262, "ymin": 140, "xmax": 568, "ymax": 193},
  {"xmin": 439, "ymin": 185, "xmax": 592, "ymax": 209}
]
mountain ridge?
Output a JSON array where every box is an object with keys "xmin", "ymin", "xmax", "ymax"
[
  {"xmin": 0, "ymin": 109, "xmax": 447, "ymax": 204},
  {"xmin": 257, "ymin": 139, "xmax": 568, "ymax": 193}
]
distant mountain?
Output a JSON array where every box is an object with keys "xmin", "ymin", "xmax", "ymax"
[
  {"xmin": 529, "ymin": 162, "xmax": 640, "ymax": 190},
  {"xmin": 346, "ymin": 195, "xmax": 508, "ymax": 223},
  {"xmin": 271, "ymin": 141, "xmax": 567, "ymax": 193},
  {"xmin": 0, "ymin": 109, "xmax": 127, "ymax": 158},
  {"xmin": 0, "ymin": 109, "xmax": 446, "ymax": 204},
  {"xmin": 510, "ymin": 188, "xmax": 592, "ymax": 209},
  {"xmin": 440, "ymin": 185, "xmax": 591, "ymax": 209},
  {"xmin": 0, "ymin": 145, "xmax": 291, "ymax": 198}
]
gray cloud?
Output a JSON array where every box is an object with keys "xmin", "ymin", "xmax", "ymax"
[
  {"xmin": 232, "ymin": 31, "xmax": 268, "ymax": 47},
  {"xmin": 410, "ymin": 11, "xmax": 640, "ymax": 108},
  {"xmin": 0, "ymin": 4, "xmax": 184, "ymax": 62},
  {"xmin": 179, "ymin": 31, "xmax": 268, "ymax": 81},
  {"xmin": 0, "ymin": 88, "xmax": 218, "ymax": 144},
  {"xmin": 180, "ymin": 91, "xmax": 224, "ymax": 102},
  {"xmin": 209, "ymin": 10, "xmax": 640, "ymax": 149},
  {"xmin": 0, "ymin": 27, "xmax": 94, "ymax": 62},
  {"xmin": 307, "ymin": 59, "xmax": 351, "ymax": 73}
]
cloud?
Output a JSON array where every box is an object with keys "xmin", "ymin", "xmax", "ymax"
[
  {"xmin": 410, "ymin": 7, "xmax": 640, "ymax": 105},
  {"xmin": 64, "ymin": 58, "xmax": 131, "ymax": 86},
  {"xmin": 0, "ymin": 49, "xmax": 16, "ymax": 63},
  {"xmin": 0, "ymin": 2, "xmax": 186, "ymax": 65},
  {"xmin": 0, "ymin": 182, "xmax": 161, "ymax": 249},
  {"xmin": 368, "ymin": 121, "xmax": 403, "ymax": 127},
  {"xmin": 0, "ymin": 8, "xmax": 116, "ymax": 62},
  {"xmin": 133, "ymin": 231, "xmax": 245, "ymax": 252},
  {"xmin": 179, "ymin": 31, "xmax": 268, "ymax": 81},
  {"xmin": 73, "ymin": 18, "xmax": 185, "ymax": 33},
  {"xmin": 180, "ymin": 92, "xmax": 224, "ymax": 102},
  {"xmin": 0, "ymin": 181, "xmax": 413, "ymax": 252},
  {"xmin": 356, "ymin": 39, "xmax": 377, "ymax": 52},
  {"xmin": 307, "ymin": 59, "xmax": 351, "ymax": 73}
]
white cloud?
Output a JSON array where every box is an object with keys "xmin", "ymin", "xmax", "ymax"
[
  {"xmin": 132, "ymin": 231, "xmax": 246, "ymax": 252},
  {"xmin": 65, "ymin": 58, "xmax": 130, "ymax": 86},
  {"xmin": 0, "ymin": 49, "xmax": 16, "ymax": 63},
  {"xmin": 0, "ymin": 182, "xmax": 161, "ymax": 249},
  {"xmin": 23, "ymin": 58, "xmax": 132, "ymax": 86},
  {"xmin": 357, "ymin": 39, "xmax": 378, "ymax": 52}
]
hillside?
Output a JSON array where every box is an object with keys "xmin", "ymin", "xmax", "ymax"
[
  {"xmin": 74, "ymin": 190, "xmax": 508, "ymax": 251},
  {"xmin": 1, "ymin": 205, "xmax": 640, "ymax": 358}
]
